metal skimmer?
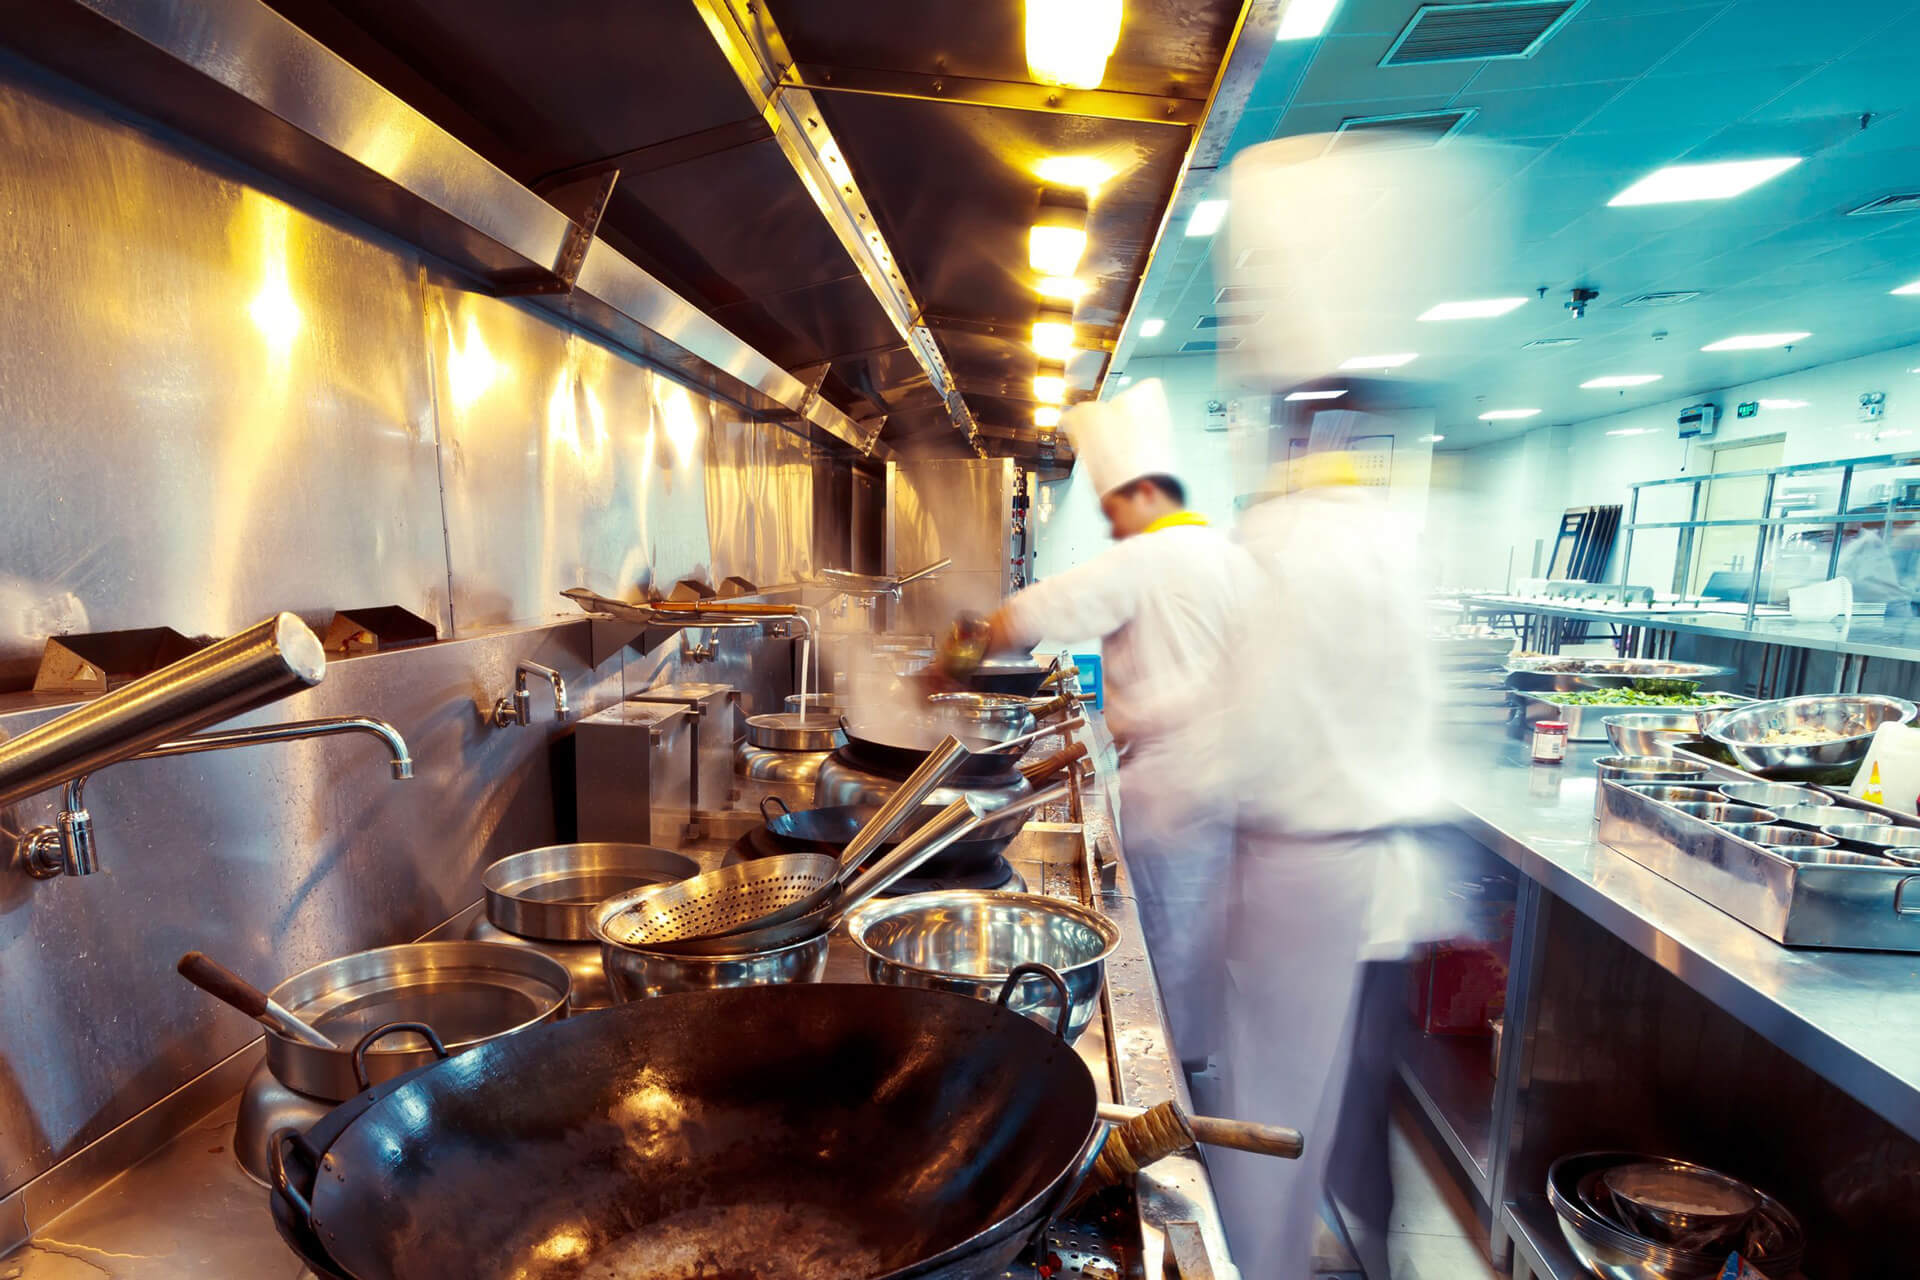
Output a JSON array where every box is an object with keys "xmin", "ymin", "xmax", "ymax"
[{"xmin": 597, "ymin": 854, "xmax": 839, "ymax": 947}]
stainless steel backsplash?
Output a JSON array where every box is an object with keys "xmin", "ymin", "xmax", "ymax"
[{"xmin": 0, "ymin": 57, "xmax": 832, "ymax": 1207}]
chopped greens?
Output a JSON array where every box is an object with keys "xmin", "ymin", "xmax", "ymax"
[{"xmin": 1543, "ymin": 688, "xmax": 1732, "ymax": 708}]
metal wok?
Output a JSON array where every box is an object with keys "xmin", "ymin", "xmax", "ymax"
[
  {"xmin": 270, "ymin": 973, "xmax": 1101, "ymax": 1280},
  {"xmin": 836, "ymin": 715, "xmax": 1081, "ymax": 783}
]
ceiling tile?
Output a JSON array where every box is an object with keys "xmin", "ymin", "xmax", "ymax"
[
  {"xmin": 1269, "ymin": 94, "xmax": 1460, "ymax": 140},
  {"xmin": 1463, "ymin": 79, "xmax": 1630, "ymax": 139},
  {"xmin": 1668, "ymin": 0, "xmax": 1900, "ymax": 71},
  {"xmin": 1291, "ymin": 34, "xmax": 1484, "ymax": 106},
  {"xmin": 1574, "ymin": 65, "xmax": 1808, "ymax": 136}
]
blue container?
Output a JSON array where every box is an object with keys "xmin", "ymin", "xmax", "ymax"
[{"xmin": 1071, "ymin": 652, "xmax": 1103, "ymax": 710}]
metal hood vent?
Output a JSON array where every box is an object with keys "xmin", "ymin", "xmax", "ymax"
[
  {"xmin": 1180, "ymin": 337, "xmax": 1241, "ymax": 353},
  {"xmin": 1329, "ymin": 108, "xmax": 1477, "ymax": 151},
  {"xmin": 1849, "ymin": 193, "xmax": 1920, "ymax": 216},
  {"xmin": 1195, "ymin": 313, "xmax": 1261, "ymax": 329},
  {"xmin": 1381, "ymin": 1, "xmax": 1584, "ymax": 67}
]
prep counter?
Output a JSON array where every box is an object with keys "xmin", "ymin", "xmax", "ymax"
[
  {"xmin": 1418, "ymin": 723, "xmax": 1920, "ymax": 1280},
  {"xmin": 0, "ymin": 710, "xmax": 1234, "ymax": 1279}
]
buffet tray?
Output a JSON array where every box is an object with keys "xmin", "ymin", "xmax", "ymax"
[
  {"xmin": 1596, "ymin": 778, "xmax": 1920, "ymax": 950},
  {"xmin": 1512, "ymin": 692, "xmax": 1751, "ymax": 742}
]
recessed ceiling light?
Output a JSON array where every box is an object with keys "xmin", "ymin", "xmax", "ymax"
[
  {"xmin": 1339, "ymin": 352, "xmax": 1419, "ymax": 370},
  {"xmin": 1031, "ymin": 317, "xmax": 1075, "ymax": 360},
  {"xmin": 1758, "ymin": 398, "xmax": 1808, "ymax": 409},
  {"xmin": 1033, "ymin": 155, "xmax": 1117, "ymax": 193},
  {"xmin": 1582, "ymin": 374, "xmax": 1663, "ymax": 388},
  {"xmin": 1034, "ymin": 405, "xmax": 1062, "ymax": 427},
  {"xmin": 1418, "ymin": 434, "xmax": 1444, "ymax": 443},
  {"xmin": 1139, "ymin": 317, "xmax": 1166, "ymax": 338},
  {"xmin": 1025, "ymin": 0, "xmax": 1122, "ymax": 90},
  {"xmin": 1418, "ymin": 297, "xmax": 1530, "ymax": 321},
  {"xmin": 1036, "ymin": 275, "xmax": 1090, "ymax": 301},
  {"xmin": 1702, "ymin": 332, "xmax": 1810, "ymax": 351},
  {"xmin": 1606, "ymin": 427, "xmax": 1658, "ymax": 437},
  {"xmin": 1277, "ymin": 0, "xmax": 1340, "ymax": 39},
  {"xmin": 1029, "ymin": 224, "xmax": 1087, "ymax": 277},
  {"xmin": 1893, "ymin": 280, "xmax": 1920, "ymax": 296},
  {"xmin": 1608, "ymin": 157, "xmax": 1801, "ymax": 207},
  {"xmin": 1185, "ymin": 199, "xmax": 1228, "ymax": 237},
  {"xmin": 1285, "ymin": 389, "xmax": 1348, "ymax": 401},
  {"xmin": 1479, "ymin": 408, "xmax": 1541, "ymax": 420},
  {"xmin": 1034, "ymin": 373, "xmax": 1066, "ymax": 404}
]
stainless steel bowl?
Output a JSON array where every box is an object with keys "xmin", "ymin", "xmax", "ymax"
[
  {"xmin": 1549, "ymin": 1152, "xmax": 1804, "ymax": 1280},
  {"xmin": 1619, "ymin": 784, "xmax": 1725, "ymax": 806},
  {"xmin": 1774, "ymin": 803, "xmax": 1890, "ymax": 831},
  {"xmin": 1594, "ymin": 757, "xmax": 1710, "ymax": 818},
  {"xmin": 843, "ymin": 890, "xmax": 1121, "ymax": 1043},
  {"xmin": 1779, "ymin": 845, "xmax": 1900, "ymax": 868},
  {"xmin": 1603, "ymin": 712, "xmax": 1712, "ymax": 757},
  {"xmin": 1664, "ymin": 801, "xmax": 1776, "ymax": 827},
  {"xmin": 1706, "ymin": 694, "xmax": 1918, "ymax": 771},
  {"xmin": 1716, "ymin": 781, "xmax": 1831, "ymax": 810},
  {"xmin": 1506, "ymin": 659, "xmax": 1733, "ymax": 694},
  {"xmin": 593, "ymin": 928, "xmax": 830, "ymax": 1001},
  {"xmin": 1603, "ymin": 1161, "xmax": 1757, "ymax": 1252},
  {"xmin": 1821, "ymin": 823, "xmax": 1920, "ymax": 857},
  {"xmin": 482, "ymin": 843, "xmax": 700, "ymax": 942},
  {"xmin": 1718, "ymin": 824, "xmax": 1837, "ymax": 851}
]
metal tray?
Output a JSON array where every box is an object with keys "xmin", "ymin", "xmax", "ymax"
[
  {"xmin": 1512, "ymin": 692, "xmax": 1751, "ymax": 743},
  {"xmin": 1596, "ymin": 779, "xmax": 1920, "ymax": 950}
]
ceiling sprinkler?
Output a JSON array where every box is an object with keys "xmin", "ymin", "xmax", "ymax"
[{"xmin": 1566, "ymin": 287, "xmax": 1600, "ymax": 320}]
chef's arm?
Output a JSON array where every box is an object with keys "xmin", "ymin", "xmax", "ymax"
[{"xmin": 990, "ymin": 542, "xmax": 1142, "ymax": 650}]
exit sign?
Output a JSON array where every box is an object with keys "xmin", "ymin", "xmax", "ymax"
[{"xmin": 1736, "ymin": 401, "xmax": 1759, "ymax": 418}]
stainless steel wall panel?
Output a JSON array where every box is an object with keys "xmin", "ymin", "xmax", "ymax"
[
  {"xmin": 887, "ymin": 458, "xmax": 1013, "ymax": 631},
  {"xmin": 706, "ymin": 411, "xmax": 815, "ymax": 590},
  {"xmin": 0, "ymin": 621, "xmax": 623, "ymax": 1199},
  {"xmin": 0, "ymin": 63, "xmax": 447, "ymax": 672}
]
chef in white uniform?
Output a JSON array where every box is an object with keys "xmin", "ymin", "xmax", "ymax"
[
  {"xmin": 986, "ymin": 378, "xmax": 1253, "ymax": 1075},
  {"xmin": 1211, "ymin": 409, "xmax": 1444, "ymax": 1278}
]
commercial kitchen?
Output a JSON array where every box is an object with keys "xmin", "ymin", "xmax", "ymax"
[{"xmin": 6, "ymin": 1, "xmax": 1920, "ymax": 1279}]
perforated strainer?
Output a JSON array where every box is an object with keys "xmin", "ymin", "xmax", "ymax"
[{"xmin": 592, "ymin": 853, "xmax": 839, "ymax": 952}]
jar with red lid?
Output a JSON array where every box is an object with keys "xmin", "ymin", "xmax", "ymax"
[{"xmin": 1530, "ymin": 720, "xmax": 1568, "ymax": 764}]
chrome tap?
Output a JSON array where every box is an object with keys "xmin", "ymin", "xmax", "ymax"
[
  {"xmin": 19, "ymin": 715, "xmax": 413, "ymax": 878},
  {"xmin": 492, "ymin": 661, "xmax": 570, "ymax": 728}
]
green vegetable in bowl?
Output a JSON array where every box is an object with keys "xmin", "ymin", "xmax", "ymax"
[
  {"xmin": 1544, "ymin": 689, "xmax": 1732, "ymax": 708},
  {"xmin": 1629, "ymin": 677, "xmax": 1701, "ymax": 697}
]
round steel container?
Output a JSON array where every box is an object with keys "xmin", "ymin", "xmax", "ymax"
[
  {"xmin": 482, "ymin": 843, "xmax": 700, "ymax": 942},
  {"xmin": 744, "ymin": 711, "xmax": 845, "ymax": 751},
  {"xmin": 595, "ymin": 929, "xmax": 830, "ymax": 1000},
  {"xmin": 465, "ymin": 914, "xmax": 616, "ymax": 1011},
  {"xmin": 924, "ymin": 692, "xmax": 1038, "ymax": 742}
]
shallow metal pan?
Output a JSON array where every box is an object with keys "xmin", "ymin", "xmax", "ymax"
[{"xmin": 481, "ymin": 843, "xmax": 700, "ymax": 942}]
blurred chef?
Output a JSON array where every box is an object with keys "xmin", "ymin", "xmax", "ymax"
[
  {"xmin": 1209, "ymin": 407, "xmax": 1443, "ymax": 1279},
  {"xmin": 983, "ymin": 378, "xmax": 1252, "ymax": 1075}
]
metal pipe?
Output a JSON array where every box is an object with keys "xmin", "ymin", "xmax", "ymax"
[
  {"xmin": 0, "ymin": 613, "xmax": 325, "ymax": 810},
  {"xmin": 21, "ymin": 714, "xmax": 413, "ymax": 879},
  {"xmin": 492, "ymin": 660, "xmax": 569, "ymax": 727}
]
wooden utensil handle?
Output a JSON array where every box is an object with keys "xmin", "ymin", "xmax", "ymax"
[
  {"xmin": 1020, "ymin": 741, "xmax": 1089, "ymax": 784},
  {"xmin": 1189, "ymin": 1113, "xmax": 1304, "ymax": 1159},
  {"xmin": 176, "ymin": 951, "xmax": 270, "ymax": 1019}
]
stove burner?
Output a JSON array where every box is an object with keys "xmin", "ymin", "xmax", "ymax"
[{"xmin": 725, "ymin": 830, "xmax": 1019, "ymax": 896}]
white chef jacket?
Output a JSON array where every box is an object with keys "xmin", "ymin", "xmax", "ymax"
[{"xmin": 1002, "ymin": 521, "xmax": 1252, "ymax": 754}]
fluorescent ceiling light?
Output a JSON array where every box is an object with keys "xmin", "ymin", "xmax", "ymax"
[
  {"xmin": 1036, "ymin": 275, "xmax": 1089, "ymax": 302},
  {"xmin": 1608, "ymin": 157, "xmax": 1801, "ymax": 207},
  {"xmin": 1582, "ymin": 374, "xmax": 1663, "ymax": 388},
  {"xmin": 1025, "ymin": 0, "xmax": 1122, "ymax": 90},
  {"xmin": 1418, "ymin": 297, "xmax": 1529, "ymax": 322},
  {"xmin": 1893, "ymin": 280, "xmax": 1920, "ymax": 296},
  {"xmin": 1418, "ymin": 434, "xmax": 1444, "ymax": 444},
  {"xmin": 1339, "ymin": 352, "xmax": 1418, "ymax": 370},
  {"xmin": 1479, "ymin": 408, "xmax": 1541, "ymax": 421},
  {"xmin": 1758, "ymin": 398, "xmax": 1808, "ymax": 409},
  {"xmin": 1034, "ymin": 405, "xmax": 1062, "ymax": 428},
  {"xmin": 1033, "ymin": 155, "xmax": 1116, "ymax": 193},
  {"xmin": 1285, "ymin": 389, "xmax": 1348, "ymax": 401},
  {"xmin": 1606, "ymin": 427, "xmax": 1657, "ymax": 437},
  {"xmin": 1702, "ymin": 332, "xmax": 1810, "ymax": 351},
  {"xmin": 1029, "ymin": 224, "xmax": 1087, "ymax": 277},
  {"xmin": 1277, "ymin": 0, "xmax": 1340, "ymax": 39},
  {"xmin": 1185, "ymin": 200, "xmax": 1228, "ymax": 238},
  {"xmin": 1139, "ymin": 317, "xmax": 1166, "ymax": 338}
]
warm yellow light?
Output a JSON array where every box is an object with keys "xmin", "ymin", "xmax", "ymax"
[
  {"xmin": 1029, "ymin": 225, "xmax": 1088, "ymax": 277},
  {"xmin": 1034, "ymin": 373, "xmax": 1067, "ymax": 404},
  {"xmin": 445, "ymin": 313, "xmax": 498, "ymax": 412},
  {"xmin": 1034, "ymin": 155, "xmax": 1117, "ymax": 193},
  {"xmin": 248, "ymin": 285, "xmax": 302, "ymax": 351},
  {"xmin": 1032, "ymin": 320, "xmax": 1075, "ymax": 360},
  {"xmin": 1036, "ymin": 275, "xmax": 1090, "ymax": 302},
  {"xmin": 1035, "ymin": 406, "xmax": 1062, "ymax": 428},
  {"xmin": 821, "ymin": 145, "xmax": 854, "ymax": 189},
  {"xmin": 1026, "ymin": 0, "xmax": 1123, "ymax": 90}
]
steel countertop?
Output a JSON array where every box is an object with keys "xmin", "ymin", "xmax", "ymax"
[{"xmin": 1447, "ymin": 723, "xmax": 1920, "ymax": 1142}]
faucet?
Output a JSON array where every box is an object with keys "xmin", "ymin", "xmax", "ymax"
[
  {"xmin": 18, "ymin": 715, "xmax": 413, "ymax": 878},
  {"xmin": 492, "ymin": 661, "xmax": 570, "ymax": 728}
]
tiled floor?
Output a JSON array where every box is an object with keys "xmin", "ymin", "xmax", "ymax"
[{"xmin": 1385, "ymin": 1102, "xmax": 1502, "ymax": 1280}]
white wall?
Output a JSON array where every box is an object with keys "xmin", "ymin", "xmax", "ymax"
[{"xmin": 1437, "ymin": 341, "xmax": 1920, "ymax": 590}]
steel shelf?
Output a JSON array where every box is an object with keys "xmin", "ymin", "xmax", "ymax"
[
  {"xmin": 1504, "ymin": 1197, "xmax": 1581, "ymax": 1280},
  {"xmin": 1397, "ymin": 1032, "xmax": 1495, "ymax": 1199}
]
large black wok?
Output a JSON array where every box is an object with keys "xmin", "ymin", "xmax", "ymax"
[{"xmin": 270, "ymin": 974, "xmax": 1099, "ymax": 1280}]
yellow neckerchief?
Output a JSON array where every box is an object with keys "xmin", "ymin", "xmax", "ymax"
[{"xmin": 1143, "ymin": 510, "xmax": 1209, "ymax": 533}]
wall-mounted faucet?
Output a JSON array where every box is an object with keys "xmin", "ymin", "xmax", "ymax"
[
  {"xmin": 18, "ymin": 715, "xmax": 413, "ymax": 878},
  {"xmin": 492, "ymin": 660, "xmax": 570, "ymax": 728}
]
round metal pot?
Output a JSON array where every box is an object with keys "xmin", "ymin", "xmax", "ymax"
[
  {"xmin": 465, "ymin": 915, "xmax": 616, "ymax": 1011},
  {"xmin": 924, "ymin": 691, "xmax": 1038, "ymax": 742},
  {"xmin": 843, "ymin": 890, "xmax": 1119, "ymax": 1042},
  {"xmin": 481, "ymin": 843, "xmax": 700, "ymax": 942},
  {"xmin": 594, "ymin": 929, "xmax": 830, "ymax": 1000},
  {"xmin": 263, "ymin": 942, "xmax": 570, "ymax": 1102},
  {"xmin": 744, "ymin": 710, "xmax": 844, "ymax": 751}
]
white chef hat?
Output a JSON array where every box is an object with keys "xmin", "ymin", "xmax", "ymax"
[{"xmin": 1065, "ymin": 378, "xmax": 1181, "ymax": 498}]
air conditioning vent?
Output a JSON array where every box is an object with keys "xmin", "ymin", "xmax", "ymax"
[
  {"xmin": 1621, "ymin": 290, "xmax": 1702, "ymax": 308},
  {"xmin": 1214, "ymin": 284, "xmax": 1285, "ymax": 305},
  {"xmin": 1849, "ymin": 193, "xmax": 1920, "ymax": 216},
  {"xmin": 1328, "ymin": 108, "xmax": 1478, "ymax": 151},
  {"xmin": 1196, "ymin": 313, "xmax": 1262, "ymax": 329},
  {"xmin": 1180, "ymin": 338, "xmax": 1242, "ymax": 353},
  {"xmin": 1523, "ymin": 337, "xmax": 1581, "ymax": 349},
  {"xmin": 1382, "ymin": 0, "xmax": 1584, "ymax": 67}
]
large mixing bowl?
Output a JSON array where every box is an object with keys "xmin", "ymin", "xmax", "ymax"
[
  {"xmin": 1603, "ymin": 712, "xmax": 1708, "ymax": 757},
  {"xmin": 1506, "ymin": 658, "xmax": 1733, "ymax": 694},
  {"xmin": 1549, "ymin": 1151, "xmax": 1803, "ymax": 1280},
  {"xmin": 1706, "ymin": 694, "xmax": 1918, "ymax": 772},
  {"xmin": 843, "ymin": 890, "xmax": 1120, "ymax": 1043}
]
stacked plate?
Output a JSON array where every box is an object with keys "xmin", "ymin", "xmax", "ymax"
[{"xmin": 1549, "ymin": 1151, "xmax": 1803, "ymax": 1280}]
